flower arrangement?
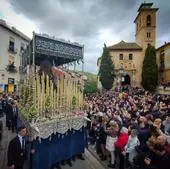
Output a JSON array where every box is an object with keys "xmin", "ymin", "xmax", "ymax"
[
  {"xmin": 72, "ymin": 96, "xmax": 76, "ymax": 110},
  {"xmin": 19, "ymin": 69, "xmax": 84, "ymax": 124}
]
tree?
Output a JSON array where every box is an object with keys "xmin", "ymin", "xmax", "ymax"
[
  {"xmin": 141, "ymin": 44, "xmax": 158, "ymax": 92},
  {"xmin": 99, "ymin": 44, "xmax": 115, "ymax": 90},
  {"xmin": 84, "ymin": 80, "xmax": 97, "ymax": 94}
]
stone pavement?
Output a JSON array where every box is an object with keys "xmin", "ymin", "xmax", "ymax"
[
  {"xmin": 88, "ymin": 144, "xmax": 112, "ymax": 169},
  {"xmin": 0, "ymin": 116, "xmax": 16, "ymax": 169},
  {"xmin": 0, "ymin": 116, "xmax": 105, "ymax": 169},
  {"xmin": 84, "ymin": 149, "xmax": 106, "ymax": 169},
  {"xmin": 61, "ymin": 149, "xmax": 105, "ymax": 169}
]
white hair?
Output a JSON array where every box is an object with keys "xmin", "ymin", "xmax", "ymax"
[{"xmin": 120, "ymin": 127, "xmax": 128, "ymax": 134}]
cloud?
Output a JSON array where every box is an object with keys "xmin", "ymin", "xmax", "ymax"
[
  {"xmin": 0, "ymin": 0, "xmax": 39, "ymax": 37},
  {"xmin": 10, "ymin": 0, "xmax": 137, "ymax": 37},
  {"xmin": 154, "ymin": 1, "xmax": 170, "ymax": 37},
  {"xmin": 3, "ymin": 0, "xmax": 170, "ymax": 73}
]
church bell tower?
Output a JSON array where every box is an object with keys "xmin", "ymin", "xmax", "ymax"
[{"xmin": 134, "ymin": 2, "xmax": 158, "ymax": 51}]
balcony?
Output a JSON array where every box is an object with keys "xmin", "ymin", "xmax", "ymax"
[
  {"xmin": 8, "ymin": 46, "xmax": 17, "ymax": 54},
  {"xmin": 6, "ymin": 62, "xmax": 17, "ymax": 73}
]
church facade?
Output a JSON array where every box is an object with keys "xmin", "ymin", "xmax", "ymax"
[{"xmin": 107, "ymin": 2, "xmax": 158, "ymax": 87}]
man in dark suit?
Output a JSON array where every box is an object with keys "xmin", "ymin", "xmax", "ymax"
[
  {"xmin": 7, "ymin": 126, "xmax": 27, "ymax": 169},
  {"xmin": 11, "ymin": 101, "xmax": 18, "ymax": 133},
  {"xmin": 6, "ymin": 100, "xmax": 13, "ymax": 131}
]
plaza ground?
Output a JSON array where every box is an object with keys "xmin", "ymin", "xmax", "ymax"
[{"xmin": 0, "ymin": 116, "xmax": 104, "ymax": 169}]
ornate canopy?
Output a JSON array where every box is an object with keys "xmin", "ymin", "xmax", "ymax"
[{"xmin": 22, "ymin": 33, "xmax": 84, "ymax": 67}]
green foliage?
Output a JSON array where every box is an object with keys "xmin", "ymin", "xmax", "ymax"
[
  {"xmin": 84, "ymin": 80, "xmax": 97, "ymax": 94},
  {"xmin": 74, "ymin": 71, "xmax": 97, "ymax": 94},
  {"xmin": 83, "ymin": 72, "xmax": 97, "ymax": 94},
  {"xmin": 27, "ymin": 105, "xmax": 37, "ymax": 121},
  {"xmin": 45, "ymin": 95, "xmax": 51, "ymax": 111},
  {"xmin": 72, "ymin": 96, "xmax": 76, "ymax": 109},
  {"xmin": 97, "ymin": 57, "xmax": 101, "ymax": 66},
  {"xmin": 19, "ymin": 81, "xmax": 37, "ymax": 121},
  {"xmin": 99, "ymin": 44, "xmax": 115, "ymax": 90},
  {"xmin": 141, "ymin": 44, "xmax": 158, "ymax": 92}
]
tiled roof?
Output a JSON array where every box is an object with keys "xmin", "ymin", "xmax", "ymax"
[
  {"xmin": 108, "ymin": 40, "xmax": 142, "ymax": 50},
  {"xmin": 156, "ymin": 42, "xmax": 170, "ymax": 51}
]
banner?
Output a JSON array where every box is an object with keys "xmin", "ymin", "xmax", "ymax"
[{"xmin": 8, "ymin": 84, "xmax": 14, "ymax": 93}]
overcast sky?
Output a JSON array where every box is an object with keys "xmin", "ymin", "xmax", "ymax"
[{"xmin": 0, "ymin": 0, "xmax": 170, "ymax": 74}]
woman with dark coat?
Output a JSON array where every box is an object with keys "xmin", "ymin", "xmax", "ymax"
[{"xmin": 137, "ymin": 117, "xmax": 150, "ymax": 147}]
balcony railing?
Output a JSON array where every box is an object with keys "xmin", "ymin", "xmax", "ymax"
[
  {"xmin": 8, "ymin": 46, "xmax": 17, "ymax": 54},
  {"xmin": 6, "ymin": 62, "xmax": 17, "ymax": 73}
]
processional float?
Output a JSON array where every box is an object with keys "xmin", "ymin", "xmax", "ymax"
[{"xmin": 19, "ymin": 32, "xmax": 86, "ymax": 141}]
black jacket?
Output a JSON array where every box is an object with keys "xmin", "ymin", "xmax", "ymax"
[
  {"xmin": 7, "ymin": 136, "xmax": 27, "ymax": 167},
  {"xmin": 6, "ymin": 104, "xmax": 14, "ymax": 120}
]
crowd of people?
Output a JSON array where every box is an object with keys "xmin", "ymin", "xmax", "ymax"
[
  {"xmin": 0, "ymin": 93, "xmax": 19, "ymax": 134},
  {"xmin": 0, "ymin": 93, "xmax": 85, "ymax": 169},
  {"xmin": 85, "ymin": 86, "xmax": 170, "ymax": 169},
  {"xmin": 1, "ymin": 86, "xmax": 170, "ymax": 169}
]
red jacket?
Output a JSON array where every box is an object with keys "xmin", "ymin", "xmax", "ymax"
[{"xmin": 115, "ymin": 133, "xmax": 128, "ymax": 152}]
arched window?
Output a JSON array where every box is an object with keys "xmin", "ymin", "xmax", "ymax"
[{"xmin": 147, "ymin": 15, "xmax": 151, "ymax": 26}]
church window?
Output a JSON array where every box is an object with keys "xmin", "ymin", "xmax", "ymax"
[
  {"xmin": 147, "ymin": 15, "xmax": 151, "ymax": 26},
  {"xmin": 129, "ymin": 54, "xmax": 133, "ymax": 60},
  {"xmin": 147, "ymin": 32, "xmax": 151, "ymax": 38},
  {"xmin": 119, "ymin": 54, "xmax": 123, "ymax": 60}
]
